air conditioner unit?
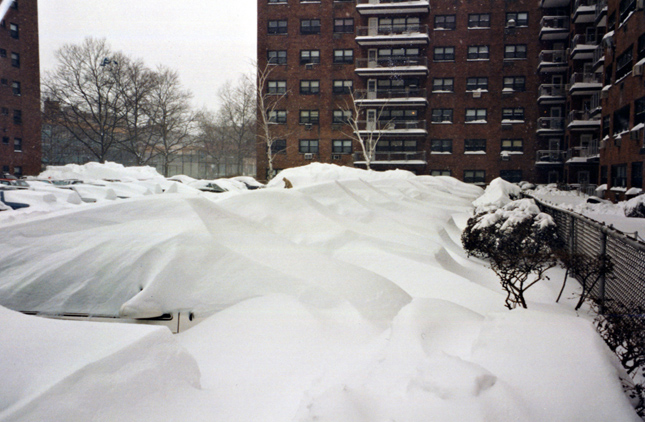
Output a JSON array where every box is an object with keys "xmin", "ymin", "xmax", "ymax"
[
  {"xmin": 472, "ymin": 91, "xmax": 481, "ymax": 98},
  {"xmin": 600, "ymin": 89, "xmax": 609, "ymax": 98},
  {"xmin": 332, "ymin": 154, "xmax": 341, "ymax": 160},
  {"xmin": 506, "ymin": 19, "xmax": 516, "ymax": 28},
  {"xmin": 634, "ymin": 62, "xmax": 644, "ymax": 76},
  {"xmin": 304, "ymin": 153, "xmax": 314, "ymax": 159},
  {"xmin": 305, "ymin": 63, "xmax": 315, "ymax": 70},
  {"xmin": 305, "ymin": 123, "xmax": 313, "ymax": 130}
]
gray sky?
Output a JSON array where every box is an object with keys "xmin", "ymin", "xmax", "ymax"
[{"xmin": 37, "ymin": 0, "xmax": 257, "ymax": 111}]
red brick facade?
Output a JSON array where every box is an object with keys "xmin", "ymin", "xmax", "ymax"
[{"xmin": 0, "ymin": 0, "xmax": 40, "ymax": 177}]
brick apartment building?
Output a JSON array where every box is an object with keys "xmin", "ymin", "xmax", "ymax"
[
  {"xmin": 0, "ymin": 0, "xmax": 40, "ymax": 178},
  {"xmin": 256, "ymin": 0, "xmax": 645, "ymax": 196}
]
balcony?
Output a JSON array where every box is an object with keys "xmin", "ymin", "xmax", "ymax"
[
  {"xmin": 356, "ymin": 0, "xmax": 430, "ymax": 15},
  {"xmin": 355, "ymin": 24, "xmax": 429, "ymax": 46},
  {"xmin": 535, "ymin": 149, "xmax": 566, "ymax": 164},
  {"xmin": 354, "ymin": 87, "xmax": 428, "ymax": 107},
  {"xmin": 567, "ymin": 110, "xmax": 601, "ymax": 130},
  {"xmin": 569, "ymin": 72, "xmax": 602, "ymax": 95},
  {"xmin": 570, "ymin": 33, "xmax": 598, "ymax": 60},
  {"xmin": 538, "ymin": 50, "xmax": 568, "ymax": 73},
  {"xmin": 595, "ymin": 0, "xmax": 607, "ymax": 25},
  {"xmin": 355, "ymin": 119, "xmax": 427, "ymax": 135},
  {"xmin": 566, "ymin": 141, "xmax": 600, "ymax": 162},
  {"xmin": 538, "ymin": 84, "xmax": 566, "ymax": 105},
  {"xmin": 353, "ymin": 150, "xmax": 427, "ymax": 166},
  {"xmin": 355, "ymin": 56, "xmax": 428, "ymax": 76},
  {"xmin": 540, "ymin": 0, "xmax": 570, "ymax": 8},
  {"xmin": 539, "ymin": 16, "xmax": 570, "ymax": 41},
  {"xmin": 592, "ymin": 45, "xmax": 605, "ymax": 70},
  {"xmin": 537, "ymin": 117, "xmax": 565, "ymax": 134},
  {"xmin": 573, "ymin": 0, "xmax": 597, "ymax": 23}
]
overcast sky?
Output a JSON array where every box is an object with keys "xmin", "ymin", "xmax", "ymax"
[{"xmin": 37, "ymin": 0, "xmax": 257, "ymax": 111}]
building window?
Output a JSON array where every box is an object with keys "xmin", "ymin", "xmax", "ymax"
[
  {"xmin": 504, "ymin": 45, "xmax": 527, "ymax": 59},
  {"xmin": 638, "ymin": 32, "xmax": 645, "ymax": 61},
  {"xmin": 333, "ymin": 49, "xmax": 353, "ymax": 64},
  {"xmin": 300, "ymin": 50, "xmax": 320, "ymax": 65},
  {"xmin": 333, "ymin": 80, "xmax": 353, "ymax": 94},
  {"xmin": 268, "ymin": 50, "xmax": 287, "ymax": 65},
  {"xmin": 267, "ymin": 80, "xmax": 287, "ymax": 95},
  {"xmin": 268, "ymin": 20, "xmax": 288, "ymax": 34},
  {"xmin": 468, "ymin": 14, "xmax": 490, "ymax": 28},
  {"xmin": 333, "ymin": 18, "xmax": 354, "ymax": 33},
  {"xmin": 434, "ymin": 15, "xmax": 456, "ymax": 30},
  {"xmin": 1, "ymin": 136, "xmax": 7, "ymax": 144},
  {"xmin": 332, "ymin": 109, "xmax": 351, "ymax": 124},
  {"xmin": 299, "ymin": 139, "xmax": 319, "ymax": 154},
  {"xmin": 501, "ymin": 138, "xmax": 524, "ymax": 152},
  {"xmin": 500, "ymin": 170, "xmax": 523, "ymax": 183},
  {"xmin": 432, "ymin": 78, "xmax": 454, "ymax": 92},
  {"xmin": 300, "ymin": 19, "xmax": 321, "ymax": 35},
  {"xmin": 10, "ymin": 52, "xmax": 19, "ymax": 67},
  {"xmin": 464, "ymin": 139, "xmax": 486, "ymax": 152},
  {"xmin": 11, "ymin": 1, "xmax": 17, "ymax": 10},
  {"xmin": 13, "ymin": 137, "xmax": 21, "ymax": 152},
  {"xmin": 433, "ymin": 46, "xmax": 455, "ymax": 62},
  {"xmin": 466, "ymin": 77, "xmax": 488, "ymax": 91},
  {"xmin": 602, "ymin": 115, "xmax": 611, "ymax": 138},
  {"xmin": 332, "ymin": 139, "xmax": 352, "ymax": 154},
  {"xmin": 300, "ymin": 80, "xmax": 320, "ymax": 95},
  {"xmin": 614, "ymin": 104, "xmax": 631, "ymax": 134},
  {"xmin": 376, "ymin": 139, "xmax": 417, "ymax": 152},
  {"xmin": 467, "ymin": 45, "xmax": 489, "ymax": 60},
  {"xmin": 300, "ymin": 110, "xmax": 319, "ymax": 125},
  {"xmin": 619, "ymin": 0, "xmax": 636, "ymax": 23},
  {"xmin": 506, "ymin": 12, "xmax": 528, "ymax": 26},
  {"xmin": 9, "ymin": 23, "xmax": 18, "ymax": 39},
  {"xmin": 431, "ymin": 109, "xmax": 453, "ymax": 123},
  {"xmin": 502, "ymin": 107, "xmax": 525, "ymax": 122},
  {"xmin": 380, "ymin": 109, "xmax": 418, "ymax": 121},
  {"xmin": 431, "ymin": 170, "xmax": 451, "ymax": 176},
  {"xmin": 12, "ymin": 109, "xmax": 21, "ymax": 124},
  {"xmin": 616, "ymin": 46, "xmax": 634, "ymax": 80},
  {"xmin": 11, "ymin": 80, "xmax": 20, "ymax": 96},
  {"xmin": 1, "ymin": 108, "xmax": 7, "ymax": 116},
  {"xmin": 503, "ymin": 76, "xmax": 525, "ymax": 92},
  {"xmin": 465, "ymin": 108, "xmax": 487, "ymax": 123},
  {"xmin": 380, "ymin": 17, "xmax": 420, "ymax": 32},
  {"xmin": 611, "ymin": 164, "xmax": 627, "ymax": 187},
  {"xmin": 431, "ymin": 139, "xmax": 452, "ymax": 153},
  {"xmin": 464, "ymin": 170, "xmax": 486, "ymax": 184},
  {"xmin": 268, "ymin": 110, "xmax": 287, "ymax": 124},
  {"xmin": 270, "ymin": 139, "xmax": 287, "ymax": 154},
  {"xmin": 632, "ymin": 162, "xmax": 643, "ymax": 188},
  {"xmin": 13, "ymin": 166, "xmax": 21, "ymax": 177},
  {"xmin": 635, "ymin": 96, "xmax": 645, "ymax": 125}
]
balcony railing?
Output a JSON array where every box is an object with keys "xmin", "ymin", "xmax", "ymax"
[
  {"xmin": 539, "ymin": 49, "xmax": 567, "ymax": 64},
  {"xmin": 567, "ymin": 110, "xmax": 601, "ymax": 126},
  {"xmin": 539, "ymin": 84, "xmax": 566, "ymax": 98},
  {"xmin": 356, "ymin": 24, "xmax": 429, "ymax": 37},
  {"xmin": 357, "ymin": 119, "xmax": 427, "ymax": 131},
  {"xmin": 353, "ymin": 150, "xmax": 427, "ymax": 163},
  {"xmin": 540, "ymin": 16, "xmax": 570, "ymax": 30},
  {"xmin": 595, "ymin": 0, "xmax": 607, "ymax": 20},
  {"xmin": 355, "ymin": 56, "xmax": 428, "ymax": 68},
  {"xmin": 354, "ymin": 87, "xmax": 427, "ymax": 100},
  {"xmin": 537, "ymin": 117, "xmax": 565, "ymax": 131},
  {"xmin": 570, "ymin": 72, "xmax": 602, "ymax": 85},
  {"xmin": 567, "ymin": 141, "xmax": 600, "ymax": 160},
  {"xmin": 536, "ymin": 149, "xmax": 566, "ymax": 163},
  {"xmin": 571, "ymin": 33, "xmax": 598, "ymax": 49},
  {"xmin": 592, "ymin": 45, "xmax": 605, "ymax": 67}
]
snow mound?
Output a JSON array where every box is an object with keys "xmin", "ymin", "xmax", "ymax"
[
  {"xmin": 624, "ymin": 194, "xmax": 645, "ymax": 218},
  {"xmin": 39, "ymin": 161, "xmax": 164, "ymax": 183},
  {"xmin": 0, "ymin": 306, "xmax": 201, "ymax": 422},
  {"xmin": 472, "ymin": 177, "xmax": 521, "ymax": 212},
  {"xmin": 267, "ymin": 163, "xmax": 416, "ymax": 188}
]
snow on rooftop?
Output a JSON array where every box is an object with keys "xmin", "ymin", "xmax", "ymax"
[{"xmin": 0, "ymin": 163, "xmax": 641, "ymax": 421}]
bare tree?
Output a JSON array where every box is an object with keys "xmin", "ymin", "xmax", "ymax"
[
  {"xmin": 195, "ymin": 109, "xmax": 228, "ymax": 177},
  {"xmin": 340, "ymin": 90, "xmax": 388, "ymax": 171},
  {"xmin": 215, "ymin": 76, "xmax": 256, "ymax": 175},
  {"xmin": 42, "ymin": 37, "xmax": 127, "ymax": 163},
  {"xmin": 147, "ymin": 65, "xmax": 195, "ymax": 177},
  {"xmin": 115, "ymin": 57, "xmax": 159, "ymax": 165},
  {"xmin": 256, "ymin": 62, "xmax": 289, "ymax": 180}
]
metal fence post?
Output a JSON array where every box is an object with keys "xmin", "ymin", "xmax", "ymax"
[{"xmin": 599, "ymin": 230, "xmax": 607, "ymax": 313}]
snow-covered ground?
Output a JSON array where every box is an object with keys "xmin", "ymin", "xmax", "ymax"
[{"xmin": 0, "ymin": 163, "xmax": 640, "ymax": 421}]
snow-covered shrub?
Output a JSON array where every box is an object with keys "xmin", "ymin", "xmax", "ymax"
[
  {"xmin": 624, "ymin": 194, "xmax": 645, "ymax": 218},
  {"xmin": 461, "ymin": 199, "xmax": 562, "ymax": 309},
  {"xmin": 472, "ymin": 177, "xmax": 522, "ymax": 213}
]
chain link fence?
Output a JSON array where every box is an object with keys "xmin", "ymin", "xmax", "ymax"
[{"xmin": 532, "ymin": 197, "xmax": 645, "ymax": 312}]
